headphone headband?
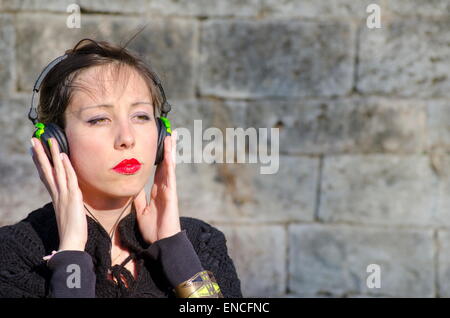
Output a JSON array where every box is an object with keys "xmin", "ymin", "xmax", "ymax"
[{"xmin": 28, "ymin": 53, "xmax": 171, "ymax": 124}]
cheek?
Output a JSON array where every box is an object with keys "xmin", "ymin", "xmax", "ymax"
[
  {"xmin": 68, "ymin": 138, "xmax": 106, "ymax": 177},
  {"xmin": 145, "ymin": 123, "xmax": 159, "ymax": 161}
]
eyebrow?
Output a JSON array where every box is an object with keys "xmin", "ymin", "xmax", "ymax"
[{"xmin": 79, "ymin": 102, "xmax": 153, "ymax": 113}]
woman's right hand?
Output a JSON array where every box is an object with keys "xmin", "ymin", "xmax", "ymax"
[{"xmin": 30, "ymin": 137, "xmax": 88, "ymax": 251}]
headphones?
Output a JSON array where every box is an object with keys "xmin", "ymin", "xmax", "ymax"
[{"xmin": 27, "ymin": 53, "xmax": 172, "ymax": 167}]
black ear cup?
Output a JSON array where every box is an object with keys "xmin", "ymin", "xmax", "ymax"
[
  {"xmin": 32, "ymin": 123, "xmax": 69, "ymax": 167},
  {"xmin": 155, "ymin": 117, "xmax": 171, "ymax": 165}
]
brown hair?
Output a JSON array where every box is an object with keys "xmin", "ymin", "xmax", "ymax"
[{"xmin": 37, "ymin": 38, "xmax": 164, "ymax": 129}]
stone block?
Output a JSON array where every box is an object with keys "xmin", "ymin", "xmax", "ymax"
[
  {"xmin": 358, "ymin": 20, "xmax": 450, "ymax": 97},
  {"xmin": 319, "ymin": 155, "xmax": 440, "ymax": 226},
  {"xmin": 177, "ymin": 154, "xmax": 319, "ymax": 224},
  {"xmin": 428, "ymin": 100, "xmax": 450, "ymax": 151},
  {"xmin": 437, "ymin": 229, "xmax": 450, "ymax": 297},
  {"xmin": 215, "ymin": 224, "xmax": 286, "ymax": 297},
  {"xmin": 199, "ymin": 19, "xmax": 355, "ymax": 98},
  {"xmin": 246, "ymin": 97, "xmax": 426, "ymax": 155},
  {"xmin": 15, "ymin": 14, "xmax": 197, "ymax": 99},
  {"xmin": 289, "ymin": 224, "xmax": 435, "ymax": 297}
]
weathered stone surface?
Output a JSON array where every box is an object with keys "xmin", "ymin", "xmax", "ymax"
[
  {"xmin": 169, "ymin": 98, "xmax": 247, "ymax": 167},
  {"xmin": 199, "ymin": 19, "xmax": 355, "ymax": 98},
  {"xmin": 358, "ymin": 20, "xmax": 450, "ymax": 97},
  {"xmin": 0, "ymin": 0, "xmax": 261, "ymax": 16},
  {"xmin": 0, "ymin": 96, "xmax": 53, "ymax": 225},
  {"xmin": 246, "ymin": 97, "xmax": 426, "ymax": 155},
  {"xmin": 437, "ymin": 230, "xmax": 450, "ymax": 297},
  {"xmin": 215, "ymin": 224, "xmax": 286, "ymax": 297},
  {"xmin": 428, "ymin": 100, "xmax": 450, "ymax": 151},
  {"xmin": 289, "ymin": 224, "xmax": 435, "ymax": 297},
  {"xmin": 319, "ymin": 155, "xmax": 441, "ymax": 227},
  {"xmin": 148, "ymin": 0, "xmax": 260, "ymax": 17},
  {"xmin": 124, "ymin": 17, "xmax": 198, "ymax": 100},
  {"xmin": 170, "ymin": 98, "xmax": 248, "ymax": 134},
  {"xmin": 0, "ymin": 151, "xmax": 52, "ymax": 226},
  {"xmin": 0, "ymin": 14, "xmax": 14, "ymax": 97},
  {"xmin": 435, "ymin": 155, "xmax": 450, "ymax": 229},
  {"xmin": 51, "ymin": 0, "xmax": 263, "ymax": 16},
  {"xmin": 77, "ymin": 0, "xmax": 147, "ymax": 14},
  {"xmin": 171, "ymin": 98, "xmax": 318, "ymax": 223},
  {"xmin": 177, "ymin": 154, "xmax": 319, "ymax": 224},
  {"xmin": 260, "ymin": 0, "xmax": 381, "ymax": 18},
  {"xmin": 0, "ymin": 95, "xmax": 32, "ymax": 156},
  {"xmin": 386, "ymin": 0, "xmax": 450, "ymax": 18},
  {"xmin": 15, "ymin": 14, "xmax": 197, "ymax": 99},
  {"xmin": 0, "ymin": 0, "xmax": 73, "ymax": 12}
]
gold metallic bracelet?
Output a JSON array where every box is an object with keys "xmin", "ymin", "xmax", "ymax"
[{"xmin": 174, "ymin": 270, "xmax": 223, "ymax": 298}]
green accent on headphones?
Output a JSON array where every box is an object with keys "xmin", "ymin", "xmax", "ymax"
[
  {"xmin": 160, "ymin": 116, "xmax": 172, "ymax": 134},
  {"xmin": 34, "ymin": 122, "xmax": 46, "ymax": 139}
]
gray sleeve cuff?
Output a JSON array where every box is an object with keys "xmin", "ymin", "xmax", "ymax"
[
  {"xmin": 143, "ymin": 230, "xmax": 204, "ymax": 287},
  {"xmin": 47, "ymin": 250, "xmax": 96, "ymax": 298}
]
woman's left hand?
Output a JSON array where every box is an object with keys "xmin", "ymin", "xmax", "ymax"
[{"xmin": 134, "ymin": 130, "xmax": 181, "ymax": 244}]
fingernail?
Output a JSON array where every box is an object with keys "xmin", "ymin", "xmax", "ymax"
[
  {"xmin": 47, "ymin": 138, "xmax": 52, "ymax": 148},
  {"xmin": 30, "ymin": 138, "xmax": 35, "ymax": 147},
  {"xmin": 60, "ymin": 153, "xmax": 64, "ymax": 161}
]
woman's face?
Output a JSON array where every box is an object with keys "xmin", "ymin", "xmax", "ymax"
[{"xmin": 63, "ymin": 64, "xmax": 158, "ymax": 204}]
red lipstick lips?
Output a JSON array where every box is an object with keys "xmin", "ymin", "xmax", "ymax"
[{"xmin": 113, "ymin": 158, "xmax": 142, "ymax": 175}]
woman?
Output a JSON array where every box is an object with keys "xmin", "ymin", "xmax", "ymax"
[{"xmin": 0, "ymin": 38, "xmax": 242, "ymax": 298}]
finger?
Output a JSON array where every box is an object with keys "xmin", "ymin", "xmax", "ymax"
[
  {"xmin": 134, "ymin": 187, "xmax": 149, "ymax": 214},
  {"xmin": 30, "ymin": 147, "xmax": 53, "ymax": 195},
  {"xmin": 31, "ymin": 137, "xmax": 57, "ymax": 196},
  {"xmin": 48, "ymin": 137, "xmax": 67, "ymax": 193},
  {"xmin": 163, "ymin": 135, "xmax": 174, "ymax": 168},
  {"xmin": 60, "ymin": 153, "xmax": 80, "ymax": 196},
  {"xmin": 171, "ymin": 130, "xmax": 177, "ymax": 165},
  {"xmin": 163, "ymin": 135, "xmax": 176, "ymax": 183},
  {"xmin": 153, "ymin": 160, "xmax": 163, "ymax": 182}
]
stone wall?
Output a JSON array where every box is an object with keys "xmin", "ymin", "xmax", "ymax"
[{"xmin": 0, "ymin": 0, "xmax": 449, "ymax": 297}]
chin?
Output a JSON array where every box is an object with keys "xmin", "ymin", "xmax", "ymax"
[
  {"xmin": 110, "ymin": 182, "xmax": 141, "ymax": 195},
  {"xmin": 99, "ymin": 188, "xmax": 139, "ymax": 200},
  {"xmin": 114, "ymin": 178, "xmax": 146, "ymax": 194}
]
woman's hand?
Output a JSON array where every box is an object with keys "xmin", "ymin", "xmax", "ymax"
[
  {"xmin": 134, "ymin": 131, "xmax": 181, "ymax": 244},
  {"xmin": 30, "ymin": 137, "xmax": 88, "ymax": 251}
]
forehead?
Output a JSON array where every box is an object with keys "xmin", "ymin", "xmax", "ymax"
[{"xmin": 69, "ymin": 63, "xmax": 152, "ymax": 106}]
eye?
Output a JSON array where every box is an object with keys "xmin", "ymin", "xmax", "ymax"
[
  {"xmin": 87, "ymin": 117, "xmax": 109, "ymax": 125},
  {"xmin": 136, "ymin": 115, "xmax": 151, "ymax": 121},
  {"xmin": 87, "ymin": 115, "xmax": 151, "ymax": 126}
]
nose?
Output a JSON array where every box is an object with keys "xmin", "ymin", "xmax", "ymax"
[{"xmin": 114, "ymin": 119, "xmax": 135, "ymax": 150}]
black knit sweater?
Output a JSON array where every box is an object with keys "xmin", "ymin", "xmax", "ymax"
[{"xmin": 0, "ymin": 202, "xmax": 242, "ymax": 298}]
